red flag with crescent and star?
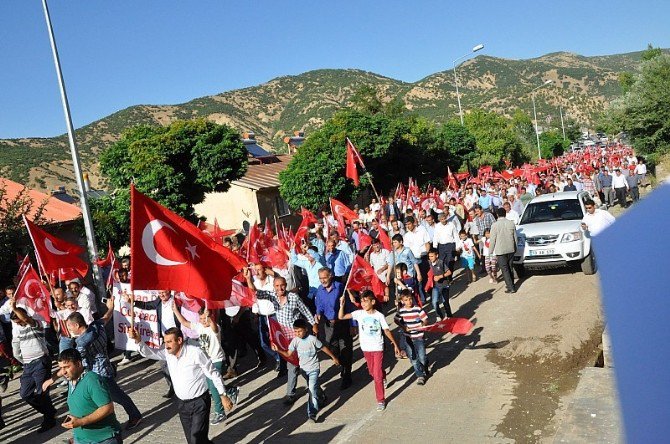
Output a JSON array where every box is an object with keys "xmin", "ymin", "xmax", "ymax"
[
  {"xmin": 416, "ymin": 317, "xmax": 475, "ymax": 335},
  {"xmin": 23, "ymin": 216, "xmax": 89, "ymax": 278},
  {"xmin": 130, "ymin": 185, "xmax": 246, "ymax": 302},
  {"xmin": 345, "ymin": 138, "xmax": 365, "ymax": 187},
  {"xmin": 346, "ymin": 255, "xmax": 386, "ymax": 302},
  {"xmin": 14, "ymin": 264, "xmax": 51, "ymax": 323},
  {"xmin": 268, "ymin": 317, "xmax": 300, "ymax": 366}
]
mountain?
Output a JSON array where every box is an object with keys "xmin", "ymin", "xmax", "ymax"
[{"xmin": 0, "ymin": 49, "xmax": 662, "ymax": 193}]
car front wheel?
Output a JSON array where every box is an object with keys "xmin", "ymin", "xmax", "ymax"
[{"xmin": 581, "ymin": 251, "xmax": 597, "ymax": 275}]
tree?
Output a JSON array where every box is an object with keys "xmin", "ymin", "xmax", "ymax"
[
  {"xmin": 279, "ymin": 109, "xmax": 441, "ymax": 211},
  {"xmin": 89, "ymin": 119, "xmax": 248, "ymax": 247},
  {"xmin": 641, "ymin": 43, "xmax": 663, "ymax": 61},
  {"xmin": 539, "ymin": 130, "xmax": 570, "ymax": 159},
  {"xmin": 463, "ymin": 109, "xmax": 529, "ymax": 167},
  {"xmin": 618, "ymin": 72, "xmax": 635, "ymax": 94},
  {"xmin": 603, "ymin": 53, "xmax": 670, "ymax": 163},
  {"xmin": 431, "ymin": 121, "xmax": 477, "ymax": 171},
  {"xmin": 0, "ymin": 183, "xmax": 47, "ymax": 285}
]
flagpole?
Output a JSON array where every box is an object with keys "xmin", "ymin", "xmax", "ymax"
[
  {"xmin": 346, "ymin": 138, "xmax": 381, "ymax": 202},
  {"xmin": 41, "ymin": 0, "xmax": 105, "ymax": 299}
]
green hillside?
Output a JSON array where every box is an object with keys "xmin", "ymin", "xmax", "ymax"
[{"xmin": 1, "ymin": 49, "xmax": 664, "ymax": 191}]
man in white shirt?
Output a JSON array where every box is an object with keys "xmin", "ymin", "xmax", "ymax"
[
  {"xmin": 611, "ymin": 169, "xmax": 629, "ymax": 208},
  {"xmin": 67, "ymin": 280, "xmax": 97, "ymax": 317},
  {"xmin": 433, "ymin": 212, "xmax": 460, "ymax": 273},
  {"xmin": 403, "ymin": 216, "xmax": 431, "ymax": 303},
  {"xmin": 581, "ymin": 199, "xmax": 615, "ymax": 236},
  {"xmin": 130, "ymin": 326, "xmax": 235, "ymax": 444},
  {"xmin": 503, "ymin": 202, "xmax": 520, "ymax": 225}
]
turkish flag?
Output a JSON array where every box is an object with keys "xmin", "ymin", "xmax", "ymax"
[
  {"xmin": 330, "ymin": 198, "xmax": 358, "ymax": 237},
  {"xmin": 300, "ymin": 207, "xmax": 318, "ymax": 225},
  {"xmin": 16, "ymin": 254, "xmax": 31, "ymax": 280},
  {"xmin": 23, "ymin": 216, "xmax": 89, "ymax": 278},
  {"xmin": 268, "ymin": 239, "xmax": 289, "ymax": 269},
  {"xmin": 14, "ymin": 265, "xmax": 51, "ymax": 324},
  {"xmin": 416, "ymin": 317, "xmax": 474, "ymax": 335},
  {"xmin": 174, "ymin": 292, "xmax": 202, "ymax": 313},
  {"xmin": 347, "ymin": 255, "xmax": 386, "ymax": 302},
  {"xmin": 346, "ymin": 143, "xmax": 360, "ymax": 186},
  {"xmin": 446, "ymin": 166, "xmax": 459, "ymax": 191},
  {"xmin": 268, "ymin": 317, "xmax": 299, "ymax": 366},
  {"xmin": 293, "ymin": 218, "xmax": 312, "ymax": 253},
  {"xmin": 202, "ymin": 279, "xmax": 257, "ymax": 310},
  {"xmin": 130, "ymin": 185, "xmax": 246, "ymax": 302},
  {"xmin": 357, "ymin": 230, "xmax": 373, "ymax": 252},
  {"xmin": 378, "ymin": 227, "xmax": 392, "ymax": 251}
]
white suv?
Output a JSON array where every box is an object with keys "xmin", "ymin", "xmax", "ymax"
[{"xmin": 513, "ymin": 191, "xmax": 596, "ymax": 276}]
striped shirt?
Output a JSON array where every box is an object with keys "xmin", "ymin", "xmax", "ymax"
[
  {"xmin": 12, "ymin": 322, "xmax": 49, "ymax": 364},
  {"xmin": 397, "ymin": 306, "xmax": 428, "ymax": 339}
]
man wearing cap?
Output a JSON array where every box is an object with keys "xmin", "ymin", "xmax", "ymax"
[{"xmin": 612, "ymin": 168, "xmax": 629, "ymax": 208}]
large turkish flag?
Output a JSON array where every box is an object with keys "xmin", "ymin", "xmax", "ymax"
[
  {"xmin": 347, "ymin": 255, "xmax": 386, "ymax": 302},
  {"xmin": 130, "ymin": 185, "xmax": 246, "ymax": 302},
  {"xmin": 15, "ymin": 264, "xmax": 51, "ymax": 324},
  {"xmin": 23, "ymin": 216, "xmax": 89, "ymax": 277}
]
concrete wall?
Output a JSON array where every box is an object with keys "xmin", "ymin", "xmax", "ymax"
[{"xmin": 194, "ymin": 185, "xmax": 260, "ymax": 231}]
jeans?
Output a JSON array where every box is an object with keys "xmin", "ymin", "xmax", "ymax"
[
  {"xmin": 20, "ymin": 355, "xmax": 56, "ymax": 419},
  {"xmin": 285, "ymin": 361, "xmax": 300, "ymax": 397},
  {"xmin": 437, "ymin": 242, "xmax": 456, "ymax": 273},
  {"xmin": 302, "ymin": 368, "xmax": 320, "ymax": 417},
  {"xmin": 258, "ymin": 316, "xmax": 279, "ymax": 363},
  {"xmin": 319, "ymin": 320, "xmax": 352, "ymax": 381},
  {"xmin": 363, "ymin": 351, "xmax": 386, "ymax": 403},
  {"xmin": 207, "ymin": 361, "xmax": 226, "ymax": 415},
  {"xmin": 629, "ymin": 187, "xmax": 640, "ymax": 202},
  {"xmin": 416, "ymin": 257, "xmax": 430, "ymax": 304},
  {"xmin": 402, "ymin": 337, "xmax": 427, "ymax": 378},
  {"xmin": 615, "ymin": 187, "xmax": 627, "ymax": 207},
  {"xmin": 103, "ymin": 376, "xmax": 141, "ymax": 421},
  {"xmin": 431, "ymin": 286, "xmax": 453, "ymax": 319}
]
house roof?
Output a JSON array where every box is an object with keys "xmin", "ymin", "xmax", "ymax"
[
  {"xmin": 231, "ymin": 155, "xmax": 293, "ymax": 191},
  {"xmin": 0, "ymin": 178, "xmax": 82, "ymax": 223}
]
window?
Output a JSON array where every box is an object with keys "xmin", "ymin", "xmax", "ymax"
[
  {"xmin": 520, "ymin": 199, "xmax": 584, "ymax": 224},
  {"xmin": 275, "ymin": 195, "xmax": 291, "ymax": 217}
]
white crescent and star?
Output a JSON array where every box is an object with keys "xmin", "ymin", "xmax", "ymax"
[
  {"xmin": 44, "ymin": 238, "xmax": 69, "ymax": 255},
  {"xmin": 141, "ymin": 219, "xmax": 194, "ymax": 266}
]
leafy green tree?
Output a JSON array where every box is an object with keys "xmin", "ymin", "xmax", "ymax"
[
  {"xmin": 539, "ymin": 130, "xmax": 570, "ymax": 159},
  {"xmin": 464, "ymin": 109, "xmax": 529, "ymax": 167},
  {"xmin": 0, "ymin": 183, "xmax": 46, "ymax": 285},
  {"xmin": 603, "ymin": 53, "xmax": 670, "ymax": 163},
  {"xmin": 619, "ymin": 72, "xmax": 635, "ymax": 94},
  {"xmin": 89, "ymin": 119, "xmax": 247, "ymax": 247},
  {"xmin": 431, "ymin": 121, "xmax": 477, "ymax": 171},
  {"xmin": 279, "ymin": 109, "xmax": 440, "ymax": 210},
  {"xmin": 641, "ymin": 44, "xmax": 663, "ymax": 61}
]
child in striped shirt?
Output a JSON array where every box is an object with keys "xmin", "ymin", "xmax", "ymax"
[{"xmin": 396, "ymin": 289, "xmax": 429, "ymax": 385}]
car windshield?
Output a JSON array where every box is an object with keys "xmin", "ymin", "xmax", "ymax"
[{"xmin": 520, "ymin": 199, "xmax": 584, "ymax": 224}]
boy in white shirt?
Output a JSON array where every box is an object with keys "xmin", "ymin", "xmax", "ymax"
[
  {"xmin": 456, "ymin": 230, "xmax": 481, "ymax": 283},
  {"xmin": 338, "ymin": 291, "xmax": 400, "ymax": 411}
]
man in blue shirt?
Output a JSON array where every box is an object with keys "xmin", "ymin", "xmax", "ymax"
[
  {"xmin": 314, "ymin": 268, "xmax": 353, "ymax": 389},
  {"xmin": 325, "ymin": 240, "xmax": 350, "ymax": 282},
  {"xmin": 290, "ymin": 245, "xmax": 326, "ymax": 304}
]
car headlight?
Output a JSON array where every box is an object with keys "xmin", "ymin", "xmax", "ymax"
[
  {"xmin": 516, "ymin": 235, "xmax": 525, "ymax": 247},
  {"xmin": 561, "ymin": 231, "xmax": 582, "ymax": 243}
]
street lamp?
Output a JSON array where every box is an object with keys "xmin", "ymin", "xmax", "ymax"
[
  {"xmin": 453, "ymin": 43, "xmax": 485, "ymax": 125},
  {"xmin": 559, "ymin": 95, "xmax": 574, "ymax": 141},
  {"xmin": 531, "ymin": 79, "xmax": 553, "ymax": 159}
]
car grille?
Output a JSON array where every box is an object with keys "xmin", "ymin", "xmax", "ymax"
[
  {"xmin": 525, "ymin": 235, "xmax": 559, "ymax": 246},
  {"xmin": 525, "ymin": 254, "xmax": 562, "ymax": 260}
]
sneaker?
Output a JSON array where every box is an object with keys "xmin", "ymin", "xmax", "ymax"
[
  {"xmin": 37, "ymin": 416, "xmax": 57, "ymax": 433},
  {"xmin": 417, "ymin": 377, "xmax": 426, "ymax": 386},
  {"xmin": 376, "ymin": 402, "xmax": 386, "ymax": 411},
  {"xmin": 162, "ymin": 388, "xmax": 175, "ymax": 399},
  {"xmin": 10, "ymin": 364, "xmax": 22, "ymax": 375},
  {"xmin": 283, "ymin": 395, "xmax": 296, "ymax": 406},
  {"xmin": 0, "ymin": 375, "xmax": 8, "ymax": 393},
  {"xmin": 227, "ymin": 386, "xmax": 240, "ymax": 405},
  {"xmin": 210, "ymin": 412, "xmax": 226, "ymax": 425},
  {"xmin": 308, "ymin": 415, "xmax": 317, "ymax": 423},
  {"xmin": 125, "ymin": 417, "xmax": 142, "ymax": 430},
  {"xmin": 119, "ymin": 357, "xmax": 132, "ymax": 366}
]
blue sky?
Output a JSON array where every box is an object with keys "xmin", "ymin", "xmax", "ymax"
[{"xmin": 1, "ymin": 0, "xmax": 668, "ymax": 138}]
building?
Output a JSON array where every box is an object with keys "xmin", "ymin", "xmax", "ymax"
[
  {"xmin": 194, "ymin": 134, "xmax": 299, "ymax": 232},
  {"xmin": 0, "ymin": 178, "xmax": 83, "ymax": 244}
]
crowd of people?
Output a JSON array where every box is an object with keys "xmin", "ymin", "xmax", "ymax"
[{"xmin": 0, "ymin": 143, "xmax": 638, "ymax": 443}]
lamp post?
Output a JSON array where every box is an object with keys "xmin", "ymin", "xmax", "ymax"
[
  {"xmin": 531, "ymin": 79, "xmax": 553, "ymax": 160},
  {"xmin": 559, "ymin": 95, "xmax": 575, "ymax": 141},
  {"xmin": 42, "ymin": 0, "xmax": 105, "ymax": 297},
  {"xmin": 453, "ymin": 43, "xmax": 484, "ymax": 125}
]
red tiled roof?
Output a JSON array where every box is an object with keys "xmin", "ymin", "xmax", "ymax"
[
  {"xmin": 0, "ymin": 179, "xmax": 81, "ymax": 223},
  {"xmin": 232, "ymin": 155, "xmax": 293, "ymax": 190}
]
